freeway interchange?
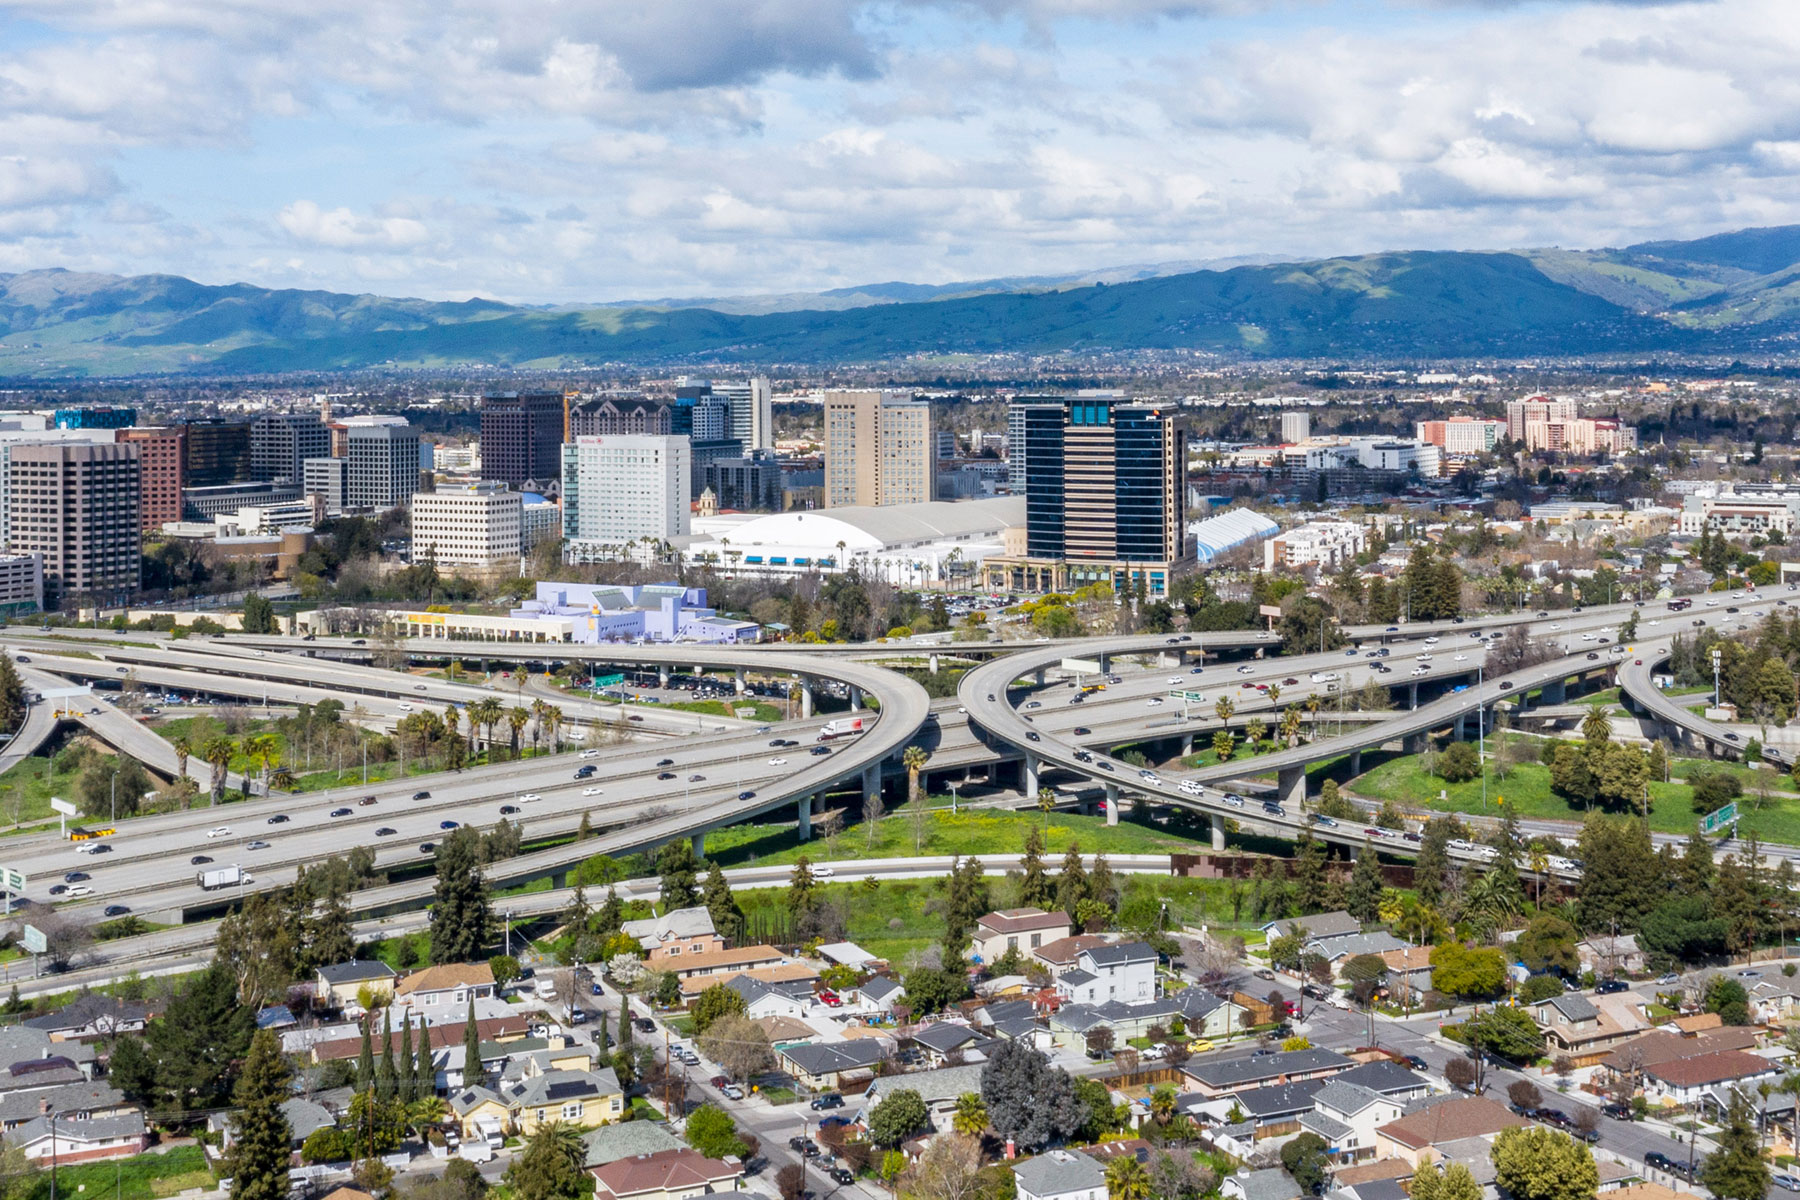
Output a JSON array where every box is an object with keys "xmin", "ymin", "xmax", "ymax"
[{"xmin": 0, "ymin": 588, "xmax": 1785, "ymax": 964}]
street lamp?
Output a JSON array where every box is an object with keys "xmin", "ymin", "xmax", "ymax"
[
  {"xmin": 948, "ymin": 780, "xmax": 959, "ymax": 815},
  {"xmin": 1713, "ymin": 648, "xmax": 1724, "ymax": 710}
]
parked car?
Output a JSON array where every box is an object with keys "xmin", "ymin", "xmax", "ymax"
[{"xmin": 810, "ymin": 1094, "xmax": 844, "ymax": 1110}]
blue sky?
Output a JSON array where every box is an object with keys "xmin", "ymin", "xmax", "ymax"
[{"xmin": 0, "ymin": 0, "xmax": 1793, "ymax": 305}]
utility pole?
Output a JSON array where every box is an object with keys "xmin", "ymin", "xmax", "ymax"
[{"xmin": 1713, "ymin": 648, "xmax": 1724, "ymax": 711}]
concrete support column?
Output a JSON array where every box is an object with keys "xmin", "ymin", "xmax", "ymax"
[
  {"xmin": 929, "ymin": 653, "xmax": 940, "ymax": 674},
  {"xmin": 1277, "ymin": 765, "xmax": 1307, "ymax": 812},
  {"xmin": 800, "ymin": 682, "xmax": 814, "ymax": 719},
  {"xmin": 1403, "ymin": 732, "xmax": 1429, "ymax": 755},
  {"xmin": 862, "ymin": 766, "xmax": 881, "ymax": 816},
  {"xmin": 850, "ymin": 687, "xmax": 863, "ymax": 712},
  {"xmin": 1409, "ymin": 682, "xmax": 1418, "ymax": 710},
  {"xmin": 1023, "ymin": 753, "xmax": 1040, "ymax": 798},
  {"xmin": 658, "ymin": 667, "xmax": 670, "ymax": 689},
  {"xmin": 735, "ymin": 666, "xmax": 746, "ymax": 695},
  {"xmin": 691, "ymin": 832, "xmax": 706, "ymax": 859},
  {"xmin": 1034, "ymin": 667, "xmax": 1046, "ymax": 686},
  {"xmin": 798, "ymin": 793, "xmax": 813, "ymax": 841},
  {"xmin": 1210, "ymin": 813, "xmax": 1227, "ymax": 852},
  {"xmin": 1350, "ymin": 749, "xmax": 1362, "ymax": 776},
  {"xmin": 1105, "ymin": 784, "xmax": 1120, "ymax": 827},
  {"xmin": 1542, "ymin": 678, "xmax": 1567, "ymax": 706},
  {"xmin": 1346, "ymin": 843, "xmax": 1360, "ymax": 862},
  {"xmin": 1454, "ymin": 711, "xmax": 1467, "ymax": 740},
  {"xmin": 1179, "ymin": 733, "xmax": 1194, "ymax": 756}
]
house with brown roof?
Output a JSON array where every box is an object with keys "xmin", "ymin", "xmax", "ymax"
[
  {"xmin": 664, "ymin": 945, "xmax": 786, "ymax": 984},
  {"xmin": 975, "ymin": 909, "xmax": 1072, "ymax": 966},
  {"xmin": 394, "ymin": 963, "xmax": 497, "ymax": 1012},
  {"xmin": 1524, "ymin": 993, "xmax": 1648, "ymax": 1065},
  {"xmin": 1377, "ymin": 946, "xmax": 1433, "ymax": 1000},
  {"xmin": 677, "ymin": 961, "xmax": 816, "ymax": 1002},
  {"xmin": 1643, "ymin": 1050, "xmax": 1780, "ymax": 1106},
  {"xmin": 1598, "ymin": 1027, "xmax": 1761, "ymax": 1093},
  {"xmin": 620, "ymin": 908, "xmax": 726, "ymax": 966},
  {"xmin": 1032, "ymin": 934, "xmax": 1112, "ymax": 977},
  {"xmin": 1372, "ymin": 1097, "xmax": 1528, "ymax": 1167},
  {"xmin": 590, "ymin": 1147, "xmax": 743, "ymax": 1200}
]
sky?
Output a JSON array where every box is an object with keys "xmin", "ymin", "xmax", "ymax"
[{"xmin": 1, "ymin": 0, "xmax": 1797, "ymax": 306}]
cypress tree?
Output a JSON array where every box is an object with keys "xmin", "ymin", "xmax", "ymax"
[
  {"xmin": 1019, "ymin": 824, "xmax": 1054, "ymax": 910},
  {"xmin": 463, "ymin": 996, "xmax": 482, "ymax": 1088},
  {"xmin": 227, "ymin": 1030, "xmax": 293, "ymax": 1200},
  {"xmin": 620, "ymin": 1000, "xmax": 634, "ymax": 1051},
  {"xmin": 376, "ymin": 1009, "xmax": 396, "ymax": 1104},
  {"xmin": 414, "ymin": 1016, "xmax": 435, "ymax": 1099},
  {"xmin": 1056, "ymin": 844, "xmax": 1087, "ymax": 919},
  {"xmin": 397, "ymin": 1012, "xmax": 416, "ymax": 1105},
  {"xmin": 356, "ymin": 1014, "xmax": 375, "ymax": 1090},
  {"xmin": 595, "ymin": 1004, "xmax": 610, "ymax": 1055}
]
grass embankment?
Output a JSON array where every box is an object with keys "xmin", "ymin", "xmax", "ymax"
[
  {"xmin": 1352, "ymin": 747, "xmax": 1800, "ymax": 844},
  {"xmin": 0, "ymin": 752, "xmax": 98, "ymax": 832},
  {"xmin": 18, "ymin": 1145, "xmax": 212, "ymax": 1200}
]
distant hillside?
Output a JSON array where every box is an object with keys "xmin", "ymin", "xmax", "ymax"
[{"xmin": 9, "ymin": 226, "xmax": 1800, "ymax": 377}]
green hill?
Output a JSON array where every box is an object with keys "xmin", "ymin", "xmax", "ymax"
[{"xmin": 8, "ymin": 226, "xmax": 1800, "ymax": 377}]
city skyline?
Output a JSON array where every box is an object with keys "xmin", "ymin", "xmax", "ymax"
[{"xmin": 0, "ymin": 0, "xmax": 1794, "ymax": 306}]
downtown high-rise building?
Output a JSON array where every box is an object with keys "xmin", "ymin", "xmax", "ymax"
[
  {"xmin": 480, "ymin": 392, "xmax": 565, "ymax": 487},
  {"xmin": 985, "ymin": 396, "xmax": 1187, "ymax": 598},
  {"xmin": 250, "ymin": 413, "xmax": 332, "ymax": 485},
  {"xmin": 822, "ymin": 390, "xmax": 934, "ymax": 509},
  {"xmin": 6, "ymin": 442, "xmax": 142, "ymax": 603},
  {"xmin": 560, "ymin": 435, "xmax": 691, "ymax": 555},
  {"xmin": 119, "ymin": 427, "xmax": 185, "ymax": 530},
  {"xmin": 346, "ymin": 422, "xmax": 420, "ymax": 510}
]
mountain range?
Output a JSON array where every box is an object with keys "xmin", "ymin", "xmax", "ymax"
[{"xmin": 8, "ymin": 226, "xmax": 1800, "ymax": 378}]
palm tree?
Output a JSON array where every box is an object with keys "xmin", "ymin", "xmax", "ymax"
[
  {"xmin": 1280, "ymin": 706, "xmax": 1303, "ymax": 748},
  {"xmin": 1148, "ymin": 1084, "xmax": 1177, "ymax": 1126},
  {"xmin": 244, "ymin": 733, "xmax": 280, "ymax": 795},
  {"xmin": 1304, "ymin": 695, "xmax": 1321, "ymax": 730},
  {"xmin": 951, "ymin": 1092, "xmax": 987, "ymax": 1137},
  {"xmin": 407, "ymin": 1095, "xmax": 448, "ymax": 1135},
  {"xmin": 1214, "ymin": 697, "xmax": 1235, "ymax": 728},
  {"xmin": 1266, "ymin": 684, "xmax": 1281, "ymax": 708},
  {"xmin": 902, "ymin": 745, "xmax": 929, "ymax": 808},
  {"xmin": 529, "ymin": 699, "xmax": 547, "ymax": 756},
  {"xmin": 473, "ymin": 698, "xmax": 503, "ymax": 755},
  {"xmin": 1105, "ymin": 1155, "xmax": 1151, "ymax": 1200},
  {"xmin": 524, "ymin": 1121, "xmax": 586, "ymax": 1179},
  {"xmin": 507, "ymin": 706, "xmax": 530, "ymax": 759},
  {"xmin": 203, "ymin": 736, "xmax": 234, "ymax": 804},
  {"xmin": 1038, "ymin": 786, "xmax": 1054, "ymax": 830},
  {"xmin": 1582, "ymin": 703, "xmax": 1614, "ymax": 745},
  {"xmin": 544, "ymin": 705, "xmax": 564, "ymax": 753},
  {"xmin": 172, "ymin": 736, "xmax": 193, "ymax": 786}
]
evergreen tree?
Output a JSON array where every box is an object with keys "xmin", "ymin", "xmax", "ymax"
[
  {"xmin": 1345, "ymin": 844, "xmax": 1384, "ymax": 923},
  {"xmin": 1087, "ymin": 852, "xmax": 1117, "ymax": 911},
  {"xmin": 1700, "ymin": 1092, "xmax": 1771, "ymax": 1200},
  {"xmin": 1415, "ymin": 819, "xmax": 1453, "ymax": 907},
  {"xmin": 357, "ymin": 1015, "xmax": 375, "ymax": 1090},
  {"xmin": 562, "ymin": 885, "xmax": 591, "ymax": 940},
  {"xmin": 414, "ymin": 1015, "xmax": 435, "ymax": 1099},
  {"xmin": 226, "ymin": 1030, "xmax": 293, "ymax": 1200},
  {"xmin": 657, "ymin": 840, "xmax": 702, "ymax": 909},
  {"xmin": 1680, "ymin": 828, "xmax": 1716, "ymax": 895},
  {"xmin": 1056, "ymin": 844, "xmax": 1088, "ymax": 919},
  {"xmin": 430, "ymin": 827, "xmax": 493, "ymax": 964},
  {"xmin": 1575, "ymin": 814, "xmax": 1661, "ymax": 934},
  {"xmin": 1019, "ymin": 824, "xmax": 1055, "ymax": 909},
  {"xmin": 147, "ymin": 961, "xmax": 255, "ymax": 1111},
  {"xmin": 397, "ymin": 1012, "xmax": 416, "ymax": 1105},
  {"xmin": 595, "ymin": 887, "xmax": 624, "ymax": 937},
  {"xmin": 701, "ymin": 862, "xmax": 745, "ymax": 943},
  {"xmin": 944, "ymin": 857, "xmax": 992, "ymax": 958},
  {"xmin": 595, "ymin": 1004, "xmax": 611, "ymax": 1055},
  {"xmin": 462, "ymin": 997, "xmax": 482, "ymax": 1087},
  {"xmin": 376, "ymin": 1009, "xmax": 397, "ymax": 1104},
  {"xmin": 1291, "ymin": 837, "xmax": 1327, "ymax": 901}
]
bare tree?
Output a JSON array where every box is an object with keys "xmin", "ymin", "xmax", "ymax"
[{"xmin": 903, "ymin": 1134, "xmax": 984, "ymax": 1200}]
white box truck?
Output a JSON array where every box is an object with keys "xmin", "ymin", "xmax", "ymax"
[
  {"xmin": 817, "ymin": 716, "xmax": 868, "ymax": 741},
  {"xmin": 197, "ymin": 865, "xmax": 248, "ymax": 890}
]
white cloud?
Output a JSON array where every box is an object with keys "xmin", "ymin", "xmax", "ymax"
[{"xmin": 276, "ymin": 201, "xmax": 429, "ymax": 250}]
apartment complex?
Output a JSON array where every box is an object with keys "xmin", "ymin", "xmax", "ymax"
[
  {"xmin": 411, "ymin": 482, "xmax": 523, "ymax": 569},
  {"xmin": 480, "ymin": 392, "xmax": 566, "ymax": 487},
  {"xmin": 118, "ymin": 428, "xmax": 185, "ymax": 530},
  {"xmin": 345, "ymin": 423, "xmax": 419, "ymax": 510},
  {"xmin": 561, "ymin": 436, "xmax": 691, "ymax": 553},
  {"xmin": 1280, "ymin": 411, "xmax": 1311, "ymax": 443},
  {"xmin": 7, "ymin": 443, "xmax": 142, "ymax": 602},
  {"xmin": 569, "ymin": 399, "xmax": 671, "ymax": 439},
  {"xmin": 983, "ymin": 396, "xmax": 1187, "ymax": 597},
  {"xmin": 822, "ymin": 390, "xmax": 934, "ymax": 508},
  {"xmin": 1506, "ymin": 397, "xmax": 1637, "ymax": 455},
  {"xmin": 1264, "ymin": 520, "xmax": 1367, "ymax": 571},
  {"xmin": 1416, "ymin": 417, "xmax": 1505, "ymax": 457}
]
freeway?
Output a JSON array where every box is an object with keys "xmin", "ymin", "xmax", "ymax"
[{"xmin": 1618, "ymin": 642, "xmax": 1788, "ymax": 767}]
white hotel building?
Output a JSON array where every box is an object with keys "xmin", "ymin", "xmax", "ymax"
[{"xmin": 561, "ymin": 435, "xmax": 690, "ymax": 560}]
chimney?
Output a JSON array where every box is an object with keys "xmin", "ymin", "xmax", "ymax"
[
  {"xmin": 38, "ymin": 1098, "xmax": 50, "ymax": 1115},
  {"xmin": 1005, "ymin": 1138, "xmax": 1015, "ymax": 1160}
]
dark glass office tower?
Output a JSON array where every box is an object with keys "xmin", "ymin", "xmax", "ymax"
[
  {"xmin": 1116, "ymin": 406, "xmax": 1183, "ymax": 564},
  {"xmin": 480, "ymin": 392, "xmax": 564, "ymax": 486},
  {"xmin": 1019, "ymin": 403, "xmax": 1066, "ymax": 559}
]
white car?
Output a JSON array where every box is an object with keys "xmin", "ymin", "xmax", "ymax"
[
  {"xmin": 1415, "ymin": 653, "xmax": 1432, "ymax": 662},
  {"xmin": 1453, "ymin": 654, "xmax": 1468, "ymax": 662},
  {"xmin": 1236, "ymin": 665, "xmax": 1254, "ymax": 675},
  {"xmin": 1147, "ymin": 698, "xmax": 1164, "ymax": 706},
  {"xmin": 66, "ymin": 885, "xmax": 92, "ymax": 898},
  {"xmin": 1223, "ymin": 794, "xmax": 1245, "ymax": 808},
  {"xmin": 1411, "ymin": 667, "xmax": 1428, "ymax": 676},
  {"xmin": 1167, "ymin": 677, "xmax": 1184, "ymax": 685},
  {"xmin": 768, "ymin": 757, "xmax": 788, "ymax": 766},
  {"xmin": 518, "ymin": 793, "xmax": 543, "ymax": 803},
  {"xmin": 206, "ymin": 826, "xmax": 231, "ymax": 839},
  {"xmin": 1548, "ymin": 623, "xmax": 1562, "ymax": 631},
  {"xmin": 1424, "ymin": 636, "xmax": 1440, "ymax": 645},
  {"xmin": 813, "ymin": 865, "xmax": 835, "ymax": 879},
  {"xmin": 582, "ymin": 787, "xmax": 603, "ymax": 796},
  {"xmin": 1580, "ymin": 633, "xmax": 1596, "ymax": 641},
  {"xmin": 580, "ymin": 749, "xmax": 601, "ymax": 759}
]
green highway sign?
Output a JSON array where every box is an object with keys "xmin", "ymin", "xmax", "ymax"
[
  {"xmin": 592, "ymin": 673, "xmax": 626, "ymax": 688},
  {"xmin": 1171, "ymin": 691, "xmax": 1210, "ymax": 703},
  {"xmin": 1701, "ymin": 801, "xmax": 1739, "ymax": 835}
]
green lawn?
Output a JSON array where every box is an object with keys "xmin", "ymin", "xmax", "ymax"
[
  {"xmin": 18, "ymin": 1145, "xmax": 213, "ymax": 1200},
  {"xmin": 0, "ymin": 752, "xmax": 97, "ymax": 831},
  {"xmin": 665, "ymin": 699, "xmax": 785, "ymax": 723},
  {"xmin": 1352, "ymin": 750, "xmax": 1800, "ymax": 844}
]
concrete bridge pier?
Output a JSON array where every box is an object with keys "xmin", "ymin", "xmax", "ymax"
[
  {"xmin": 658, "ymin": 667, "xmax": 671, "ymax": 689},
  {"xmin": 1179, "ymin": 733, "xmax": 1194, "ymax": 757},
  {"xmin": 1211, "ymin": 813, "xmax": 1227, "ymax": 851},
  {"xmin": 800, "ymin": 682, "xmax": 814, "ymax": 719},
  {"xmin": 1350, "ymin": 749, "xmax": 1362, "ymax": 776},
  {"xmin": 1034, "ymin": 667, "xmax": 1046, "ymax": 686},
  {"xmin": 1105, "ymin": 783, "xmax": 1120, "ymax": 826},
  {"xmin": 1023, "ymin": 753, "xmax": 1040, "ymax": 798},
  {"xmin": 850, "ymin": 687, "xmax": 863, "ymax": 711},
  {"xmin": 797, "ymin": 793, "xmax": 813, "ymax": 841},
  {"xmin": 1345, "ymin": 843, "xmax": 1360, "ymax": 862},
  {"xmin": 1408, "ymin": 683, "xmax": 1419, "ymax": 710},
  {"xmin": 929, "ymin": 654, "xmax": 940, "ymax": 674},
  {"xmin": 1541, "ymin": 678, "xmax": 1567, "ymax": 706},
  {"xmin": 692, "ymin": 832, "xmax": 706, "ymax": 859},
  {"xmin": 1454, "ymin": 711, "xmax": 1467, "ymax": 740},
  {"xmin": 1403, "ymin": 731, "xmax": 1429, "ymax": 755},
  {"xmin": 735, "ymin": 666, "xmax": 746, "ymax": 695},
  {"xmin": 1277, "ymin": 764, "xmax": 1307, "ymax": 811}
]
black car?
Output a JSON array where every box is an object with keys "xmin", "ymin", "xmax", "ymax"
[
  {"xmin": 809, "ymin": 746, "xmax": 831, "ymax": 756},
  {"xmin": 810, "ymin": 1093, "xmax": 844, "ymax": 1110},
  {"xmin": 1025, "ymin": 731, "xmax": 1040, "ymax": 742},
  {"xmin": 658, "ymin": 758, "xmax": 675, "ymax": 766},
  {"xmin": 1073, "ymin": 726, "xmax": 1091, "ymax": 735},
  {"xmin": 87, "ymin": 844, "xmax": 112, "ymax": 855},
  {"xmin": 375, "ymin": 827, "xmax": 397, "ymax": 836},
  {"xmin": 1262, "ymin": 801, "xmax": 1285, "ymax": 817},
  {"xmin": 1595, "ymin": 980, "xmax": 1630, "ymax": 995},
  {"xmin": 788, "ymin": 1137, "xmax": 817, "ymax": 1155},
  {"xmin": 829, "ymin": 1168, "xmax": 855, "ymax": 1186},
  {"xmin": 268, "ymin": 814, "xmax": 290, "ymax": 824},
  {"xmin": 500, "ymin": 805, "xmax": 521, "ymax": 815},
  {"xmin": 62, "ymin": 871, "xmax": 89, "ymax": 883},
  {"xmin": 190, "ymin": 855, "xmax": 213, "ymax": 865},
  {"xmin": 658, "ymin": 771, "xmax": 676, "ymax": 780},
  {"xmin": 635, "ymin": 1018, "xmax": 655, "ymax": 1033},
  {"xmin": 737, "ymin": 790, "xmax": 756, "ymax": 800},
  {"xmin": 1646, "ymin": 1152, "xmax": 1682, "ymax": 1175},
  {"xmin": 575, "ymin": 765, "xmax": 597, "ymax": 778},
  {"xmin": 1096, "ymin": 760, "xmax": 1114, "ymax": 771},
  {"xmin": 102, "ymin": 905, "xmax": 131, "ymax": 918},
  {"xmin": 1601, "ymin": 1101, "xmax": 1632, "ymax": 1121},
  {"xmin": 1402, "ymin": 1055, "xmax": 1428, "ymax": 1071},
  {"xmin": 419, "ymin": 842, "xmax": 437, "ymax": 854},
  {"xmin": 412, "ymin": 790, "xmax": 432, "ymax": 800}
]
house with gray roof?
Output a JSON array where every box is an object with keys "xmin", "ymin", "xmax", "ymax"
[
  {"xmin": 1188, "ymin": 1080, "xmax": 1323, "ymax": 1131},
  {"xmin": 1331, "ymin": 1061, "xmax": 1432, "ymax": 1101},
  {"xmin": 910, "ymin": 1023, "xmax": 986, "ymax": 1066},
  {"xmin": 1304, "ymin": 1082, "xmax": 1404, "ymax": 1161},
  {"xmin": 858, "ymin": 1063, "xmax": 987, "ymax": 1125},
  {"xmin": 725, "ymin": 974, "xmax": 811, "ymax": 1020},
  {"xmin": 1183, "ymin": 1047, "xmax": 1353, "ymax": 1098},
  {"xmin": 9, "ymin": 1111, "xmax": 146, "ymax": 1162},
  {"xmin": 22, "ymin": 995, "xmax": 148, "ymax": 1042},
  {"xmin": 1221, "ymin": 1167, "xmax": 1306, "ymax": 1200},
  {"xmin": 1307, "ymin": 932, "xmax": 1412, "ymax": 968},
  {"xmin": 854, "ymin": 976, "xmax": 904, "ymax": 1014},
  {"xmin": 778, "ymin": 1039, "xmax": 887, "ymax": 1091},
  {"xmin": 1013, "ymin": 1149, "xmax": 1106, "ymax": 1200},
  {"xmin": 581, "ymin": 1119, "xmax": 686, "ymax": 1167},
  {"xmin": 1058, "ymin": 942, "xmax": 1157, "ymax": 1006},
  {"xmin": 1262, "ymin": 912, "xmax": 1363, "ymax": 942},
  {"xmin": 314, "ymin": 960, "xmax": 397, "ymax": 1008},
  {"xmin": 1049, "ymin": 988, "xmax": 1245, "ymax": 1048},
  {"xmin": 0, "ymin": 1080, "xmax": 132, "ymax": 1130}
]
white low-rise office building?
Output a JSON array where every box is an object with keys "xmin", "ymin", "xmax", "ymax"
[{"xmin": 412, "ymin": 482, "xmax": 523, "ymax": 569}]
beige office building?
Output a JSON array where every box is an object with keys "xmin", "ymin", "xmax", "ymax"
[
  {"xmin": 822, "ymin": 390, "xmax": 934, "ymax": 508},
  {"xmin": 6, "ymin": 442, "xmax": 142, "ymax": 602},
  {"xmin": 410, "ymin": 481, "xmax": 523, "ymax": 569}
]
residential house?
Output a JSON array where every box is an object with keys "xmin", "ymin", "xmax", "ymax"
[
  {"xmin": 1748, "ymin": 979, "xmax": 1800, "ymax": 1024},
  {"xmin": 1330, "ymin": 1061, "xmax": 1432, "ymax": 1102},
  {"xmin": 1219, "ymin": 1168, "xmax": 1306, "ymax": 1200},
  {"xmin": 315, "ymin": 960, "xmax": 399, "ymax": 1009},
  {"xmin": 1328, "ymin": 1158, "xmax": 1414, "ymax": 1191},
  {"xmin": 1308, "ymin": 932, "xmax": 1412, "ymax": 975},
  {"xmin": 1189, "ymin": 1081, "xmax": 1323, "ymax": 1136},
  {"xmin": 668, "ymin": 946, "xmax": 788, "ymax": 986},
  {"xmin": 21, "ymin": 996, "xmax": 148, "ymax": 1042},
  {"xmin": 509, "ymin": 1068, "xmax": 626, "ymax": 1135},
  {"xmin": 722, "ymin": 975, "xmax": 812, "ymax": 1021},
  {"xmin": 1012, "ymin": 1148, "xmax": 1106, "ymax": 1200},
  {"xmin": 590, "ymin": 1147, "xmax": 743, "ymax": 1200},
  {"xmin": 858, "ymin": 1063, "xmax": 987, "ymax": 1127},
  {"xmin": 1578, "ymin": 935, "xmax": 1646, "ymax": 977},
  {"xmin": 1525, "ymin": 993, "xmax": 1648, "ymax": 1066},
  {"xmin": 1049, "ymin": 990, "xmax": 1244, "ymax": 1049},
  {"xmin": 974, "ymin": 909, "xmax": 1073, "ymax": 966},
  {"xmin": 0, "ymin": 1029, "xmax": 97, "ymax": 1086},
  {"xmin": 8, "ymin": 1113, "xmax": 147, "ymax": 1162},
  {"xmin": 621, "ymin": 908, "xmax": 726, "ymax": 966},
  {"xmin": 1262, "ymin": 912, "xmax": 1362, "ymax": 943},
  {"xmin": 1372, "ymin": 1097, "xmax": 1528, "ymax": 1167},
  {"xmin": 1377, "ymin": 947, "xmax": 1433, "ymax": 1004},
  {"xmin": 394, "ymin": 963, "xmax": 497, "ymax": 1012},
  {"xmin": 815, "ymin": 942, "xmax": 881, "ymax": 971},
  {"xmin": 0, "ymin": 1081, "xmax": 135, "ymax": 1132},
  {"xmin": 853, "ymin": 976, "xmax": 904, "ymax": 1015},
  {"xmin": 449, "ymin": 1086, "xmax": 511, "ymax": 1141},
  {"xmin": 778, "ymin": 1040, "xmax": 888, "ymax": 1092},
  {"xmin": 1301, "ymin": 1082, "xmax": 1405, "ymax": 1162},
  {"xmin": 1032, "ymin": 934, "xmax": 1112, "ymax": 978},
  {"xmin": 1056, "ymin": 943, "xmax": 1157, "ymax": 1007},
  {"xmin": 1643, "ymin": 1051, "xmax": 1781, "ymax": 1106},
  {"xmin": 1183, "ymin": 1048, "xmax": 1353, "ymax": 1098},
  {"xmin": 910, "ymin": 1023, "xmax": 988, "ymax": 1067},
  {"xmin": 1598, "ymin": 1027, "xmax": 1762, "ymax": 1095},
  {"xmin": 582, "ymin": 1121, "xmax": 687, "ymax": 1169},
  {"xmin": 972, "ymin": 1000, "xmax": 1051, "ymax": 1051}
]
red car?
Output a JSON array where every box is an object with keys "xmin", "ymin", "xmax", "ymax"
[{"xmin": 818, "ymin": 990, "xmax": 842, "ymax": 1007}]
